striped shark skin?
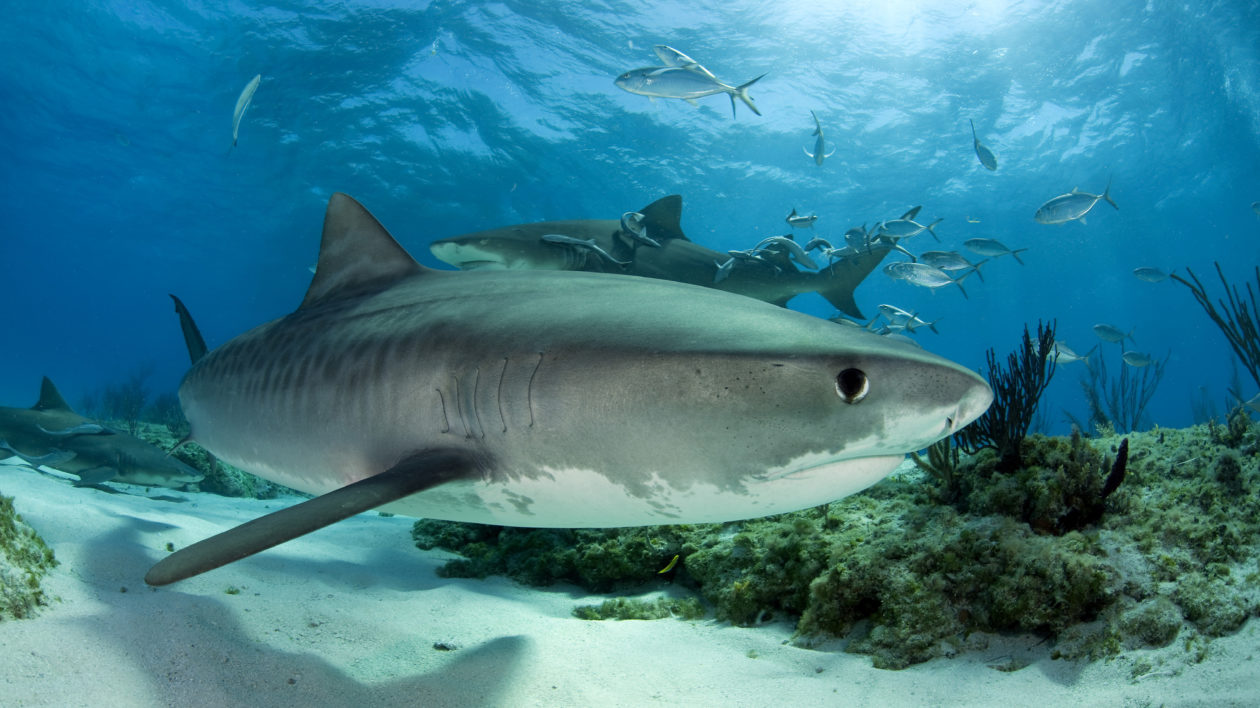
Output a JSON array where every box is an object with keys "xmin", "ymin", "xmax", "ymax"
[{"xmin": 146, "ymin": 193, "xmax": 991, "ymax": 585}]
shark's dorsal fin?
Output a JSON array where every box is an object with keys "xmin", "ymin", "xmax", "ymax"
[
  {"xmin": 301, "ymin": 193, "xmax": 427, "ymax": 309},
  {"xmin": 34, "ymin": 377, "xmax": 74, "ymax": 412},
  {"xmin": 169, "ymin": 294, "xmax": 209, "ymax": 364},
  {"xmin": 638, "ymin": 195, "xmax": 689, "ymax": 242}
]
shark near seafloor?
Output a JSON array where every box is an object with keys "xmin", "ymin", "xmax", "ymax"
[
  {"xmin": 145, "ymin": 193, "xmax": 992, "ymax": 586},
  {"xmin": 0, "ymin": 377, "xmax": 203, "ymax": 489}
]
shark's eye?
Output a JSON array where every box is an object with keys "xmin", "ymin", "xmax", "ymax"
[{"xmin": 835, "ymin": 368, "xmax": 869, "ymax": 404}]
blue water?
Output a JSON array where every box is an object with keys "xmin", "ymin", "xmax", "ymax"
[{"xmin": 2, "ymin": 0, "xmax": 1259, "ymax": 432}]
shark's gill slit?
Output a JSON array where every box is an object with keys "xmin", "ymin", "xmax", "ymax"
[
  {"xmin": 527, "ymin": 352, "xmax": 544, "ymax": 428},
  {"xmin": 496, "ymin": 357, "xmax": 509, "ymax": 433},
  {"xmin": 435, "ymin": 387, "xmax": 450, "ymax": 434},
  {"xmin": 462, "ymin": 367, "xmax": 484, "ymax": 440}
]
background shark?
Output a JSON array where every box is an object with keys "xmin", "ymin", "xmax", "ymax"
[
  {"xmin": 0, "ymin": 377, "xmax": 203, "ymax": 489},
  {"xmin": 146, "ymin": 193, "xmax": 989, "ymax": 585},
  {"xmin": 428, "ymin": 195, "xmax": 890, "ymax": 319}
]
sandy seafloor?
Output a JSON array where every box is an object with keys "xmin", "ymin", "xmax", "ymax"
[{"xmin": 1, "ymin": 460, "xmax": 1256, "ymax": 707}]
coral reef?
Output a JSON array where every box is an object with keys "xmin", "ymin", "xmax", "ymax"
[
  {"xmin": 134, "ymin": 423, "xmax": 290, "ymax": 499},
  {"xmin": 413, "ymin": 419, "xmax": 1260, "ymax": 670},
  {"xmin": 957, "ymin": 320, "xmax": 1057, "ymax": 472},
  {"xmin": 1171, "ymin": 263, "xmax": 1260, "ymax": 391},
  {"xmin": 0, "ymin": 494, "xmax": 57, "ymax": 620}
]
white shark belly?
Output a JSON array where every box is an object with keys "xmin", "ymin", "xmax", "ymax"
[{"xmin": 375, "ymin": 455, "xmax": 904, "ymax": 527}]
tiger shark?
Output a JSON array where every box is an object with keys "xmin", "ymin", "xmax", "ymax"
[
  {"xmin": 0, "ymin": 377, "xmax": 203, "ymax": 488},
  {"xmin": 428, "ymin": 195, "xmax": 890, "ymax": 319},
  {"xmin": 145, "ymin": 193, "xmax": 990, "ymax": 586}
]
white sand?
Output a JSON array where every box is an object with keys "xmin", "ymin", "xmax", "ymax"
[{"xmin": 1, "ymin": 461, "xmax": 1256, "ymax": 707}]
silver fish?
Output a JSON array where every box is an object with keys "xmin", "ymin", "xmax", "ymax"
[
  {"xmin": 875, "ymin": 216, "xmax": 942, "ymax": 242},
  {"xmin": 919, "ymin": 251, "xmax": 987, "ymax": 282},
  {"xmin": 804, "ymin": 111, "xmax": 837, "ymax": 166},
  {"xmin": 541, "ymin": 234, "xmax": 631, "ymax": 267},
  {"xmin": 620, "ymin": 211, "xmax": 661, "ymax": 248},
  {"xmin": 1092, "ymin": 323, "xmax": 1134, "ymax": 344},
  {"xmin": 652, "ymin": 45, "xmax": 716, "ymax": 79},
  {"xmin": 877, "ymin": 304, "xmax": 939, "ymax": 334},
  {"xmin": 963, "ymin": 238, "xmax": 1028, "ymax": 265},
  {"xmin": 883, "ymin": 262, "xmax": 969, "ymax": 298},
  {"xmin": 753, "ymin": 236, "xmax": 819, "ymax": 270},
  {"xmin": 1251, "ymin": 201, "xmax": 1259, "ymax": 217},
  {"xmin": 786, "ymin": 208, "xmax": 818, "ymax": 228},
  {"xmin": 614, "ymin": 66, "xmax": 765, "ymax": 118},
  {"xmin": 1243, "ymin": 392, "xmax": 1260, "ymax": 413},
  {"xmin": 232, "ymin": 74, "xmax": 261, "ymax": 147},
  {"xmin": 1132, "ymin": 267, "xmax": 1168, "ymax": 283},
  {"xmin": 1034, "ymin": 181, "xmax": 1118, "ymax": 224},
  {"xmin": 969, "ymin": 119, "xmax": 997, "ymax": 171},
  {"xmin": 1121, "ymin": 351, "xmax": 1155, "ymax": 367},
  {"xmin": 1052, "ymin": 341, "xmax": 1095, "ymax": 365}
]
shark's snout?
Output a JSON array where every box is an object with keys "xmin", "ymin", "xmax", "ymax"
[{"xmin": 948, "ymin": 377, "xmax": 994, "ymax": 435}]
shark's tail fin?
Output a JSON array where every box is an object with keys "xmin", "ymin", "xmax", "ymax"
[
  {"xmin": 728, "ymin": 74, "xmax": 766, "ymax": 118},
  {"xmin": 170, "ymin": 294, "xmax": 209, "ymax": 365},
  {"xmin": 810, "ymin": 245, "xmax": 891, "ymax": 319}
]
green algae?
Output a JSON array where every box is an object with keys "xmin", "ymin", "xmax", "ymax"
[
  {"xmin": 412, "ymin": 418, "xmax": 1260, "ymax": 669},
  {"xmin": 0, "ymin": 494, "xmax": 57, "ymax": 620}
]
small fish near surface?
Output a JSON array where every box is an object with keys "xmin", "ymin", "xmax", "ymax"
[
  {"xmin": 232, "ymin": 73, "xmax": 261, "ymax": 148},
  {"xmin": 0, "ymin": 377, "xmax": 203, "ymax": 489},
  {"xmin": 615, "ymin": 64, "xmax": 766, "ymax": 118},
  {"xmin": 804, "ymin": 111, "xmax": 837, "ymax": 166},
  {"xmin": 142, "ymin": 192, "xmax": 992, "ymax": 585},
  {"xmin": 969, "ymin": 119, "xmax": 997, "ymax": 171},
  {"xmin": 1121, "ymin": 351, "xmax": 1156, "ymax": 367},
  {"xmin": 1034, "ymin": 180, "xmax": 1118, "ymax": 225}
]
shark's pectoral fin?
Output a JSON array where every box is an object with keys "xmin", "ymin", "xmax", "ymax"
[
  {"xmin": 74, "ymin": 466, "xmax": 119, "ymax": 486},
  {"xmin": 144, "ymin": 448, "xmax": 479, "ymax": 586}
]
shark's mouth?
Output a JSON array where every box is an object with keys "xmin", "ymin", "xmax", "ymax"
[{"xmin": 460, "ymin": 259, "xmax": 508, "ymax": 270}]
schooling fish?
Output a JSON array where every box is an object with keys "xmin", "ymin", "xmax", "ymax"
[
  {"xmin": 786, "ymin": 208, "xmax": 818, "ymax": 229},
  {"xmin": 963, "ymin": 238, "xmax": 1028, "ymax": 265},
  {"xmin": 615, "ymin": 65, "xmax": 765, "ymax": 118},
  {"xmin": 1034, "ymin": 181, "xmax": 1118, "ymax": 224},
  {"xmin": 1132, "ymin": 267, "xmax": 1168, "ymax": 283},
  {"xmin": 804, "ymin": 111, "xmax": 837, "ymax": 166},
  {"xmin": 1092, "ymin": 323, "xmax": 1135, "ymax": 345},
  {"xmin": 232, "ymin": 74, "xmax": 261, "ymax": 147},
  {"xmin": 969, "ymin": 119, "xmax": 997, "ymax": 171},
  {"xmin": 652, "ymin": 45, "xmax": 716, "ymax": 79}
]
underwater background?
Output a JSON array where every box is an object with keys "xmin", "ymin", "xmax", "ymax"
[{"xmin": 2, "ymin": 0, "xmax": 1259, "ymax": 430}]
